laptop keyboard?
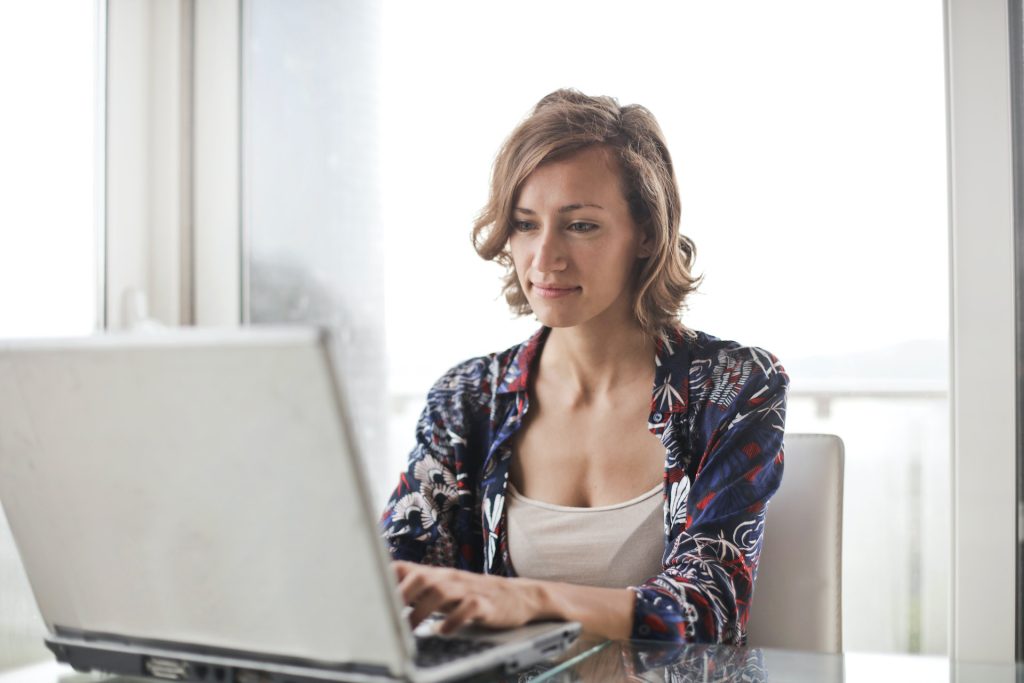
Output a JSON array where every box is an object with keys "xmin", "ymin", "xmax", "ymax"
[{"xmin": 414, "ymin": 636, "xmax": 498, "ymax": 668}]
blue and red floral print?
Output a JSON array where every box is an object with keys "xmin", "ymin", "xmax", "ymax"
[{"xmin": 381, "ymin": 326, "xmax": 788, "ymax": 644}]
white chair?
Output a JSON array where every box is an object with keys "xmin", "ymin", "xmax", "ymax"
[{"xmin": 745, "ymin": 433, "xmax": 844, "ymax": 653}]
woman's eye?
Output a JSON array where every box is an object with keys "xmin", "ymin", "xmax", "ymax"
[
  {"xmin": 512, "ymin": 220, "xmax": 535, "ymax": 232},
  {"xmin": 568, "ymin": 222, "xmax": 598, "ymax": 233}
]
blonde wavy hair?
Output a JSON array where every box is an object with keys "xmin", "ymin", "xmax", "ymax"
[{"xmin": 472, "ymin": 89, "xmax": 701, "ymax": 337}]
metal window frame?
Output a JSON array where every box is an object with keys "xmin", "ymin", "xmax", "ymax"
[{"xmin": 1010, "ymin": 0, "xmax": 1024, "ymax": 664}]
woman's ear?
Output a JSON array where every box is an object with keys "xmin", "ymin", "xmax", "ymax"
[{"xmin": 637, "ymin": 228, "xmax": 655, "ymax": 258}]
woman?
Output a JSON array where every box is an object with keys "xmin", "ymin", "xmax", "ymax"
[{"xmin": 381, "ymin": 89, "xmax": 787, "ymax": 644}]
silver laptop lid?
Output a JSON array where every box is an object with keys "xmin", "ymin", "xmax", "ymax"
[{"xmin": 0, "ymin": 327, "xmax": 414, "ymax": 675}]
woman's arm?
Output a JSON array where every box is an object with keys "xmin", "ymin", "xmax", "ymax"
[
  {"xmin": 381, "ymin": 358, "xmax": 488, "ymax": 569},
  {"xmin": 393, "ymin": 561, "xmax": 635, "ymax": 638},
  {"xmin": 630, "ymin": 347, "xmax": 789, "ymax": 643}
]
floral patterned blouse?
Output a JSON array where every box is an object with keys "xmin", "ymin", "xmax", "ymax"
[{"xmin": 380, "ymin": 326, "xmax": 788, "ymax": 644}]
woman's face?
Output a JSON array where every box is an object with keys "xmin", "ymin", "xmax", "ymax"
[{"xmin": 509, "ymin": 145, "xmax": 650, "ymax": 333}]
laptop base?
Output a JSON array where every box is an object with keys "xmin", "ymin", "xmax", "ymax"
[{"xmin": 46, "ymin": 634, "xmax": 399, "ymax": 683}]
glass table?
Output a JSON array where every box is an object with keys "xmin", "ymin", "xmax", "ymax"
[
  {"xmin": 515, "ymin": 637, "xmax": 1024, "ymax": 683},
  {"xmin": 0, "ymin": 638, "xmax": 1021, "ymax": 683}
]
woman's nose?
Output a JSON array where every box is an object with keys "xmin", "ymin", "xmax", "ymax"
[{"xmin": 533, "ymin": 228, "xmax": 566, "ymax": 272}]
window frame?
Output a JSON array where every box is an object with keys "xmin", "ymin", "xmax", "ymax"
[
  {"xmin": 1009, "ymin": 0, "xmax": 1024, "ymax": 662},
  {"xmin": 945, "ymin": 0, "xmax": 1019, "ymax": 663},
  {"xmin": 104, "ymin": 0, "xmax": 239, "ymax": 330}
]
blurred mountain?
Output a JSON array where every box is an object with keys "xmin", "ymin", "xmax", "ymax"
[{"xmin": 784, "ymin": 339, "xmax": 948, "ymax": 385}]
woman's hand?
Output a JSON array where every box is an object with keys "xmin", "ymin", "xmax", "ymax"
[
  {"xmin": 392, "ymin": 561, "xmax": 548, "ymax": 634},
  {"xmin": 392, "ymin": 561, "xmax": 637, "ymax": 639}
]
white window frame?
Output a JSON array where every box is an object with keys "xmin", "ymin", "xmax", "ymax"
[
  {"xmin": 105, "ymin": 0, "xmax": 239, "ymax": 329},
  {"xmin": 105, "ymin": 0, "xmax": 187, "ymax": 328},
  {"xmin": 193, "ymin": 0, "xmax": 241, "ymax": 326},
  {"xmin": 945, "ymin": 0, "xmax": 1018, "ymax": 664}
]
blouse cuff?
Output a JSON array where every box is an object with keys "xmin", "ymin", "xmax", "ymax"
[{"xmin": 628, "ymin": 585, "xmax": 691, "ymax": 643}]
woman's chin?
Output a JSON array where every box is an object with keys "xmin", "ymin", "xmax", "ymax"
[{"xmin": 531, "ymin": 310, "xmax": 587, "ymax": 330}]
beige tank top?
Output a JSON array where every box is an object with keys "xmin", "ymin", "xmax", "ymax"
[{"xmin": 505, "ymin": 480, "xmax": 665, "ymax": 589}]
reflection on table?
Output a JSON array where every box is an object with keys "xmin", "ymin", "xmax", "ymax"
[
  {"xmin": 513, "ymin": 637, "xmax": 1023, "ymax": 683},
  {"xmin": 0, "ymin": 638, "xmax": 1022, "ymax": 683}
]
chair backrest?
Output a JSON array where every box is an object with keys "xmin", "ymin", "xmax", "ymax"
[{"xmin": 745, "ymin": 433, "xmax": 844, "ymax": 653}]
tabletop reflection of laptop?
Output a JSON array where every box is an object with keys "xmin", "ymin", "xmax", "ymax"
[{"xmin": 0, "ymin": 327, "xmax": 579, "ymax": 683}]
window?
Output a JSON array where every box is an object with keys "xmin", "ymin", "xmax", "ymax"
[
  {"xmin": 243, "ymin": 0, "xmax": 948, "ymax": 653},
  {"xmin": 0, "ymin": 0, "xmax": 102, "ymax": 669}
]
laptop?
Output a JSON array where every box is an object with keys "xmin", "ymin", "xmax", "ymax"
[{"xmin": 0, "ymin": 327, "xmax": 580, "ymax": 683}]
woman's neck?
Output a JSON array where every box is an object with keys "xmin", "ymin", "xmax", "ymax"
[{"xmin": 540, "ymin": 322, "xmax": 656, "ymax": 399}]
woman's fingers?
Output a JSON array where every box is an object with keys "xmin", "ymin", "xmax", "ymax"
[
  {"xmin": 397, "ymin": 567, "xmax": 432, "ymax": 607},
  {"xmin": 390, "ymin": 563, "xmax": 527, "ymax": 633},
  {"xmin": 392, "ymin": 561, "xmax": 411, "ymax": 579},
  {"xmin": 440, "ymin": 594, "xmax": 486, "ymax": 635},
  {"xmin": 396, "ymin": 564, "xmax": 466, "ymax": 628},
  {"xmin": 407, "ymin": 582, "xmax": 458, "ymax": 628}
]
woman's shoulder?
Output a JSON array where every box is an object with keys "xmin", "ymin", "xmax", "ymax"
[
  {"xmin": 662, "ymin": 327, "xmax": 788, "ymax": 405},
  {"xmin": 687, "ymin": 330, "xmax": 784, "ymax": 368},
  {"xmin": 426, "ymin": 330, "xmax": 544, "ymax": 404}
]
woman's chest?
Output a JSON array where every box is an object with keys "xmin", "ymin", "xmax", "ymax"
[{"xmin": 508, "ymin": 405, "xmax": 667, "ymax": 508}]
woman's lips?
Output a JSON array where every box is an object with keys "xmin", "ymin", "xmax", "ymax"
[{"xmin": 532, "ymin": 284, "xmax": 581, "ymax": 299}]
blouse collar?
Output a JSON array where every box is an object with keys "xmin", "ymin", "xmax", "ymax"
[{"xmin": 494, "ymin": 326, "xmax": 693, "ymax": 426}]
